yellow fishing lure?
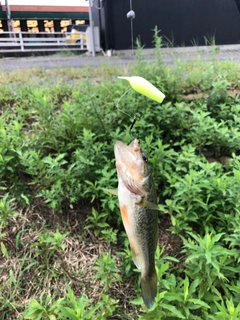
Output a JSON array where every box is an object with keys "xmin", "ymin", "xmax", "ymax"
[{"xmin": 118, "ymin": 76, "xmax": 165, "ymax": 103}]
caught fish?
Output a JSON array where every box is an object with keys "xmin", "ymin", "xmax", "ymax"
[{"xmin": 114, "ymin": 139, "xmax": 158, "ymax": 309}]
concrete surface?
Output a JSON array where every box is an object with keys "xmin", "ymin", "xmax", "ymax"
[{"xmin": 0, "ymin": 44, "xmax": 240, "ymax": 72}]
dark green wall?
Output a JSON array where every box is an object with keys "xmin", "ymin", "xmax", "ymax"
[{"xmin": 93, "ymin": 0, "xmax": 240, "ymax": 50}]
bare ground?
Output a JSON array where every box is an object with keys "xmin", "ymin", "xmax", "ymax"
[{"xmin": 0, "ymin": 196, "xmax": 183, "ymax": 319}]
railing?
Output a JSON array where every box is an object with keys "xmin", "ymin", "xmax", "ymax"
[{"xmin": 0, "ymin": 31, "xmax": 88, "ymax": 53}]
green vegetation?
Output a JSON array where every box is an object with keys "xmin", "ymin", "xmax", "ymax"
[{"xmin": 2, "ymin": 34, "xmax": 240, "ymax": 319}]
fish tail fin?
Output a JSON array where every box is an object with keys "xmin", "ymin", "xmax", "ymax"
[{"xmin": 141, "ymin": 269, "xmax": 157, "ymax": 309}]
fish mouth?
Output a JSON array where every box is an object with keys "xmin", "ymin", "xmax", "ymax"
[
  {"xmin": 114, "ymin": 139, "xmax": 146, "ymax": 194},
  {"xmin": 114, "ymin": 139, "xmax": 140, "ymax": 166}
]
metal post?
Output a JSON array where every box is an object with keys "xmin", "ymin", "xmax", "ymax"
[
  {"xmin": 88, "ymin": 0, "xmax": 96, "ymax": 57},
  {"xmin": 5, "ymin": 0, "xmax": 13, "ymax": 35}
]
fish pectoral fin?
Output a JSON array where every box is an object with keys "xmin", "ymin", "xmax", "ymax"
[
  {"xmin": 136, "ymin": 198, "xmax": 159, "ymax": 210},
  {"xmin": 131, "ymin": 248, "xmax": 142, "ymax": 270},
  {"xmin": 103, "ymin": 188, "xmax": 118, "ymax": 196}
]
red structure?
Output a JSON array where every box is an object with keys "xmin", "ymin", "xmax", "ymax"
[{"xmin": 0, "ymin": 2, "xmax": 89, "ymax": 32}]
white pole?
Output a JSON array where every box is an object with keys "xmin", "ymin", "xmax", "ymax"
[
  {"xmin": 88, "ymin": 0, "xmax": 96, "ymax": 57},
  {"xmin": 19, "ymin": 31, "xmax": 24, "ymax": 51}
]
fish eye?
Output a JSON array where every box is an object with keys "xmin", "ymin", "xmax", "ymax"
[{"xmin": 142, "ymin": 152, "xmax": 148, "ymax": 162}]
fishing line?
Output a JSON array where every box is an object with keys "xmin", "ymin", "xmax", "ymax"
[
  {"xmin": 116, "ymin": 88, "xmax": 140, "ymax": 138},
  {"xmin": 116, "ymin": 88, "xmax": 132, "ymax": 118},
  {"xmin": 130, "ymin": 0, "xmax": 134, "ymax": 51}
]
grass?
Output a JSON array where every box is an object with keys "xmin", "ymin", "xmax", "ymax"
[{"xmin": 2, "ymin": 34, "xmax": 240, "ymax": 319}]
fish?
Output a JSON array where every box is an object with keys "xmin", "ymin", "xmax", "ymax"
[{"xmin": 114, "ymin": 139, "xmax": 159, "ymax": 309}]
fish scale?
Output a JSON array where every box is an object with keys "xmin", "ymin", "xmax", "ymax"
[{"xmin": 114, "ymin": 139, "xmax": 158, "ymax": 309}]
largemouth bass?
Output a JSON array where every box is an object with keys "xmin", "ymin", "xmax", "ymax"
[{"xmin": 114, "ymin": 139, "xmax": 158, "ymax": 309}]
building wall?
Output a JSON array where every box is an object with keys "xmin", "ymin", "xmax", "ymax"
[{"xmin": 93, "ymin": 0, "xmax": 240, "ymax": 50}]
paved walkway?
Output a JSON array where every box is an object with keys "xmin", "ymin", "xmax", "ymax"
[{"xmin": 1, "ymin": 44, "xmax": 240, "ymax": 71}]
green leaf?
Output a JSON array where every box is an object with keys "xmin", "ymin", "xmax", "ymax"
[
  {"xmin": 214, "ymin": 300, "xmax": 228, "ymax": 314},
  {"xmin": 163, "ymin": 256, "xmax": 180, "ymax": 263},
  {"xmin": 23, "ymin": 300, "xmax": 45, "ymax": 320},
  {"xmin": 84, "ymin": 304, "xmax": 100, "ymax": 318},
  {"xmin": 161, "ymin": 303, "xmax": 185, "ymax": 318},
  {"xmin": 188, "ymin": 298, "xmax": 210, "ymax": 309},
  {"xmin": 205, "ymin": 251, "xmax": 212, "ymax": 264},
  {"xmin": 183, "ymin": 276, "xmax": 189, "ymax": 301},
  {"xmin": 23, "ymin": 311, "xmax": 44, "ymax": 320},
  {"xmin": 186, "ymin": 252, "xmax": 204, "ymax": 262},
  {"xmin": 210, "ymin": 258, "xmax": 220, "ymax": 272},
  {"xmin": 226, "ymin": 298, "xmax": 235, "ymax": 315},
  {"xmin": 57, "ymin": 306, "xmax": 78, "ymax": 320},
  {"xmin": 1, "ymin": 242, "xmax": 8, "ymax": 258},
  {"xmin": 156, "ymin": 291, "xmax": 168, "ymax": 302},
  {"xmin": 189, "ymin": 278, "xmax": 200, "ymax": 296},
  {"xmin": 229, "ymin": 286, "xmax": 240, "ymax": 294},
  {"xmin": 164, "ymin": 292, "xmax": 182, "ymax": 302},
  {"xmin": 130, "ymin": 297, "xmax": 144, "ymax": 305}
]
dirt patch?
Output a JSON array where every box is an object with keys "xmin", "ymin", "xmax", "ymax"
[
  {"xmin": 0, "ymin": 198, "xmax": 181, "ymax": 318},
  {"xmin": 183, "ymin": 89, "xmax": 240, "ymax": 100}
]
